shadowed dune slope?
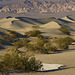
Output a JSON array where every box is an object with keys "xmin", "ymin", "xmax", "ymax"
[
  {"xmin": 67, "ymin": 15, "xmax": 75, "ymax": 21},
  {"xmin": 61, "ymin": 16, "xmax": 75, "ymax": 22}
]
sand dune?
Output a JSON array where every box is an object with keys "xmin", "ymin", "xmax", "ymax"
[
  {"xmin": 0, "ymin": 16, "xmax": 75, "ymax": 75},
  {"xmin": 0, "ymin": 18, "xmax": 19, "ymax": 29},
  {"xmin": 19, "ymin": 18, "xmax": 42, "ymax": 25},
  {"xmin": 39, "ymin": 21, "xmax": 63, "ymax": 37},
  {"xmin": 0, "ymin": 18, "xmax": 34, "ymax": 33},
  {"xmin": 40, "ymin": 21, "xmax": 60, "ymax": 29},
  {"xmin": 0, "ymin": 18, "xmax": 61, "ymax": 35},
  {"xmin": 61, "ymin": 16, "xmax": 75, "ymax": 22}
]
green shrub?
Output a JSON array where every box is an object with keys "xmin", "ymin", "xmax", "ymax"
[
  {"xmin": 37, "ymin": 34, "xmax": 44, "ymax": 39},
  {"xmin": 5, "ymin": 48, "xmax": 20, "ymax": 53},
  {"xmin": 7, "ymin": 30, "xmax": 18, "ymax": 38},
  {"xmin": 0, "ymin": 40, "xmax": 4, "ymax": 44},
  {"xmin": 32, "ymin": 25, "xmax": 40, "ymax": 30},
  {"xmin": 27, "ymin": 44, "xmax": 38, "ymax": 52},
  {"xmin": 0, "ymin": 52, "xmax": 42, "ymax": 72},
  {"xmin": 54, "ymin": 37, "xmax": 73, "ymax": 50},
  {"xmin": 36, "ymin": 39, "xmax": 48, "ymax": 48},
  {"xmin": 29, "ymin": 39, "xmax": 57, "ymax": 54},
  {"xmin": 59, "ymin": 26, "xmax": 70, "ymax": 35},
  {"xmin": 44, "ymin": 41, "xmax": 57, "ymax": 53},
  {"xmin": 13, "ymin": 38, "xmax": 29, "ymax": 48},
  {"xmin": 64, "ymin": 37, "xmax": 73, "ymax": 45},
  {"xmin": 0, "ymin": 35, "xmax": 15, "ymax": 42},
  {"xmin": 25, "ymin": 30, "xmax": 41, "ymax": 37}
]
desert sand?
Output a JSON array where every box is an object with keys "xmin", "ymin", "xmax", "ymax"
[
  {"xmin": 9, "ymin": 42, "xmax": 75, "ymax": 75},
  {"xmin": 40, "ymin": 21, "xmax": 60, "ymax": 28},
  {"xmin": 0, "ymin": 16, "xmax": 75, "ymax": 75},
  {"xmin": 61, "ymin": 16, "xmax": 75, "ymax": 22}
]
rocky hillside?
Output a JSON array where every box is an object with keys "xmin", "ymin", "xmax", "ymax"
[{"xmin": 0, "ymin": 0, "xmax": 75, "ymax": 13}]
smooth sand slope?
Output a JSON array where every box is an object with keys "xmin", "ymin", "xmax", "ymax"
[
  {"xmin": 0, "ymin": 18, "xmax": 19, "ymax": 29},
  {"xmin": 61, "ymin": 16, "xmax": 75, "ymax": 22},
  {"xmin": 0, "ymin": 18, "xmax": 34, "ymax": 34},
  {"xmin": 40, "ymin": 21, "xmax": 60, "ymax": 28},
  {"xmin": 0, "ymin": 18, "xmax": 61, "ymax": 36},
  {"xmin": 39, "ymin": 21, "xmax": 66, "ymax": 37}
]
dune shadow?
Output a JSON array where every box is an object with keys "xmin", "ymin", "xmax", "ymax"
[
  {"xmin": 17, "ymin": 32, "xmax": 26, "ymax": 38},
  {"xmin": 68, "ymin": 49, "xmax": 75, "ymax": 50},
  {"xmin": 67, "ymin": 66, "xmax": 75, "ymax": 69},
  {"xmin": 7, "ymin": 66, "xmax": 68, "ymax": 74},
  {"xmin": 56, "ymin": 48, "xmax": 75, "ymax": 54},
  {"xmin": 58, "ymin": 18, "xmax": 72, "ymax": 23},
  {"xmin": 15, "ymin": 17, "xmax": 35, "ymax": 25},
  {"xmin": 15, "ymin": 17, "xmax": 44, "ymax": 25},
  {"xmin": 4, "ymin": 66, "xmax": 75, "ymax": 75},
  {"xmin": 67, "ymin": 16, "xmax": 75, "ymax": 21},
  {"xmin": 0, "ymin": 44, "xmax": 4, "ymax": 50},
  {"xmin": 0, "ymin": 32, "xmax": 7, "ymax": 36},
  {"xmin": 71, "ymin": 44, "xmax": 75, "ymax": 45},
  {"xmin": 0, "ymin": 38, "xmax": 13, "ymax": 46}
]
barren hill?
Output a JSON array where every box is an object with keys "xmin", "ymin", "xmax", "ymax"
[{"xmin": 0, "ymin": 0, "xmax": 75, "ymax": 13}]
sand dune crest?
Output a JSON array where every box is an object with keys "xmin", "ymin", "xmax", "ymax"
[{"xmin": 40, "ymin": 21, "xmax": 60, "ymax": 29}]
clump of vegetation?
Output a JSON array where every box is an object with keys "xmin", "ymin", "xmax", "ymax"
[
  {"xmin": 5, "ymin": 48, "xmax": 20, "ymax": 53},
  {"xmin": 25, "ymin": 30, "xmax": 41, "ymax": 37},
  {"xmin": 0, "ymin": 35, "xmax": 15, "ymax": 42},
  {"xmin": 0, "ymin": 40, "xmax": 4, "ymax": 44},
  {"xmin": 13, "ymin": 38, "xmax": 29, "ymax": 48},
  {"xmin": 28, "ymin": 39, "xmax": 57, "ymax": 54},
  {"xmin": 64, "ymin": 37, "xmax": 73, "ymax": 45},
  {"xmin": 59, "ymin": 26, "xmax": 70, "ymax": 35},
  {"xmin": 37, "ymin": 34, "xmax": 45, "ymax": 39},
  {"xmin": 44, "ymin": 41, "xmax": 57, "ymax": 52},
  {"xmin": 32, "ymin": 25, "xmax": 40, "ymax": 30},
  {"xmin": 54, "ymin": 37, "xmax": 73, "ymax": 50},
  {"xmin": 0, "ymin": 52, "xmax": 42, "ymax": 73},
  {"xmin": 7, "ymin": 30, "xmax": 18, "ymax": 38}
]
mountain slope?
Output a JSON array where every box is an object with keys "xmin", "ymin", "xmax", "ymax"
[{"xmin": 0, "ymin": 0, "xmax": 75, "ymax": 13}]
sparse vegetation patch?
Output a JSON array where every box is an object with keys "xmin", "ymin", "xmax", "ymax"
[
  {"xmin": 0, "ymin": 40, "xmax": 4, "ymax": 44},
  {"xmin": 59, "ymin": 26, "xmax": 70, "ymax": 35},
  {"xmin": 28, "ymin": 39, "xmax": 57, "ymax": 54},
  {"xmin": 7, "ymin": 30, "xmax": 18, "ymax": 38},
  {"xmin": 13, "ymin": 38, "xmax": 29, "ymax": 48},
  {"xmin": 0, "ymin": 51, "xmax": 42, "ymax": 73},
  {"xmin": 0, "ymin": 35, "xmax": 15, "ymax": 42},
  {"xmin": 53, "ymin": 37, "xmax": 73, "ymax": 50},
  {"xmin": 25, "ymin": 30, "xmax": 41, "ymax": 37}
]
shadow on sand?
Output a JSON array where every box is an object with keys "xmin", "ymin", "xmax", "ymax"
[{"xmin": 15, "ymin": 17, "xmax": 44, "ymax": 25}]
